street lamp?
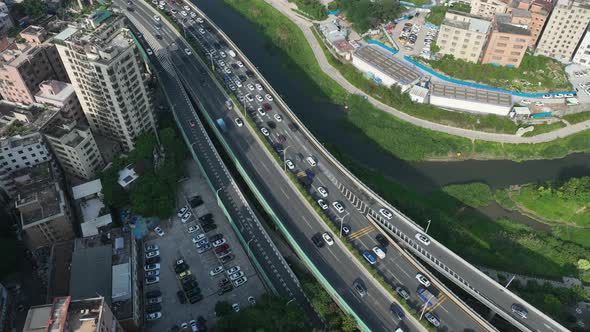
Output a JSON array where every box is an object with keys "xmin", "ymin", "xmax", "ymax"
[
  {"xmin": 283, "ymin": 146, "xmax": 291, "ymax": 172},
  {"xmin": 215, "ymin": 187, "xmax": 223, "ymax": 206},
  {"xmin": 425, "ymin": 219, "xmax": 431, "ymax": 234},
  {"xmin": 338, "ymin": 211, "xmax": 350, "ymax": 238},
  {"xmin": 286, "ymin": 298, "xmax": 295, "ymax": 305},
  {"xmin": 504, "ymin": 274, "xmax": 516, "ymax": 289},
  {"xmin": 246, "ymin": 238, "xmax": 254, "ymax": 257}
]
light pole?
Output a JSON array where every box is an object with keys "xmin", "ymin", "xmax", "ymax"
[
  {"xmin": 215, "ymin": 187, "xmax": 223, "ymax": 206},
  {"xmin": 283, "ymin": 146, "xmax": 291, "ymax": 172},
  {"xmin": 246, "ymin": 238, "xmax": 254, "ymax": 257},
  {"xmin": 504, "ymin": 274, "xmax": 516, "ymax": 289},
  {"xmin": 338, "ymin": 211, "xmax": 350, "ymax": 238},
  {"xmin": 425, "ymin": 219, "xmax": 431, "ymax": 234},
  {"xmin": 286, "ymin": 298, "xmax": 295, "ymax": 306}
]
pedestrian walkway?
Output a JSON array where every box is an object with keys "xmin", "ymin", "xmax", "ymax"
[{"xmin": 262, "ymin": 0, "xmax": 590, "ymax": 144}]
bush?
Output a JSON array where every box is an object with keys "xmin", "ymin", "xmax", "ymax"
[{"xmin": 442, "ymin": 182, "xmax": 494, "ymax": 207}]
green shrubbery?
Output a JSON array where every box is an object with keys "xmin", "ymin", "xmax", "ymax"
[
  {"xmin": 332, "ymin": 0, "xmax": 402, "ymax": 32},
  {"xmin": 442, "ymin": 182, "xmax": 494, "ymax": 207},
  {"xmin": 290, "ymin": 0, "xmax": 327, "ymax": 20}
]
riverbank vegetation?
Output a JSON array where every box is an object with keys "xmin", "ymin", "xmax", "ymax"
[
  {"xmin": 328, "ymin": 0, "xmax": 403, "ymax": 33},
  {"xmin": 442, "ymin": 182, "xmax": 494, "ymax": 207},
  {"xmin": 422, "ymin": 54, "xmax": 572, "ymax": 92},
  {"xmin": 563, "ymin": 111, "xmax": 590, "ymax": 124},
  {"xmin": 290, "ymin": 0, "xmax": 327, "ymax": 20}
]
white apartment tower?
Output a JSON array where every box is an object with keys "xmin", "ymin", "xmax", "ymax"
[
  {"xmin": 535, "ymin": 0, "xmax": 590, "ymax": 62},
  {"xmin": 54, "ymin": 12, "xmax": 156, "ymax": 151}
]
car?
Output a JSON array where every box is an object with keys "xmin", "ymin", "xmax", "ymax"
[
  {"xmin": 390, "ymin": 303, "xmax": 405, "ymax": 320},
  {"xmin": 520, "ymin": 99, "xmax": 532, "ymax": 105},
  {"xmin": 146, "ymin": 256, "xmax": 161, "ymax": 264},
  {"xmin": 146, "ymin": 289, "xmax": 162, "ymax": 298},
  {"xmin": 372, "ymin": 246, "xmax": 386, "ymax": 259},
  {"xmin": 233, "ymin": 276, "xmax": 248, "ymax": 287},
  {"xmin": 415, "ymin": 273, "xmax": 431, "ymax": 287},
  {"xmin": 209, "ymin": 233, "xmax": 223, "ymax": 242},
  {"xmin": 362, "ymin": 251, "xmax": 377, "ymax": 265},
  {"xmin": 247, "ymin": 84, "xmax": 255, "ymax": 91},
  {"xmin": 190, "ymin": 12, "xmax": 197, "ymax": 18},
  {"xmin": 176, "ymin": 258, "xmax": 186, "ymax": 266},
  {"xmin": 220, "ymin": 254, "xmax": 235, "ymax": 264},
  {"xmin": 144, "ymin": 264, "xmax": 160, "ymax": 271},
  {"xmin": 265, "ymin": 94, "xmax": 273, "ymax": 101},
  {"xmin": 181, "ymin": 10, "xmax": 188, "ymax": 16},
  {"xmin": 332, "ymin": 201, "xmax": 345, "ymax": 213},
  {"xmin": 186, "ymin": 288, "xmax": 201, "ymax": 297},
  {"xmin": 177, "ymin": 206, "xmax": 189, "ymax": 217},
  {"xmin": 226, "ymin": 266, "xmax": 241, "ymax": 275},
  {"xmin": 146, "ymin": 312, "xmax": 162, "ymax": 320},
  {"xmin": 147, "ymin": 296, "xmax": 162, "ymax": 304},
  {"xmin": 565, "ymin": 93, "xmax": 575, "ymax": 98},
  {"xmin": 215, "ymin": 244, "xmax": 230, "ymax": 254},
  {"xmin": 246, "ymin": 94, "xmax": 254, "ymax": 102},
  {"xmin": 175, "ymin": 263, "xmax": 189, "ymax": 274},
  {"xmin": 317, "ymin": 186, "xmax": 328, "ymax": 197},
  {"xmin": 212, "ymin": 238, "xmax": 227, "ymax": 247},
  {"xmin": 145, "ymin": 250, "xmax": 160, "ymax": 259},
  {"xmin": 179, "ymin": 270, "xmax": 192, "ymax": 280},
  {"xmin": 379, "ymin": 208, "xmax": 393, "ymax": 219},
  {"xmin": 376, "ymin": 234, "xmax": 388, "ymax": 247},
  {"xmin": 322, "ymin": 232, "xmax": 334, "ymax": 245},
  {"xmin": 176, "ymin": 290, "xmax": 187, "ymax": 304},
  {"xmin": 187, "ymin": 225, "xmax": 200, "ymax": 234},
  {"xmin": 145, "ymin": 270, "xmax": 160, "ymax": 278},
  {"xmin": 218, "ymin": 277, "xmax": 231, "ymax": 287},
  {"xmin": 266, "ymin": 121, "xmax": 276, "ymax": 129},
  {"xmin": 248, "ymin": 296, "xmax": 256, "ymax": 305},
  {"xmin": 183, "ymin": 5, "xmax": 190, "ymax": 10},
  {"xmin": 256, "ymin": 95, "xmax": 264, "ymax": 102},
  {"xmin": 511, "ymin": 303, "xmax": 528, "ymax": 319},
  {"xmin": 312, "ymin": 233, "xmax": 325, "ymax": 247},
  {"xmin": 154, "ymin": 227, "xmax": 165, "ymax": 237},
  {"xmin": 189, "ymin": 294, "xmax": 204, "ymax": 304},
  {"xmin": 285, "ymin": 159, "xmax": 295, "ymax": 170},
  {"xmin": 261, "ymin": 127, "xmax": 270, "ymax": 136},
  {"xmin": 183, "ymin": 47, "xmax": 192, "ymax": 55},
  {"xmin": 317, "ymin": 199, "xmax": 329, "ymax": 210},
  {"xmin": 146, "ymin": 48, "xmax": 153, "ymax": 56},
  {"xmin": 353, "ymin": 281, "xmax": 366, "ymax": 298},
  {"xmin": 181, "ymin": 211, "xmax": 192, "ymax": 223},
  {"xmin": 263, "ymin": 103, "xmax": 272, "ymax": 111},
  {"xmin": 395, "ymin": 286, "xmax": 410, "ymax": 300},
  {"xmin": 218, "ymin": 283, "xmax": 233, "ymax": 295},
  {"xmin": 257, "ymin": 107, "xmax": 266, "ymax": 116},
  {"xmin": 189, "ymin": 320, "xmax": 198, "ymax": 332},
  {"xmin": 229, "ymin": 271, "xmax": 245, "ymax": 281},
  {"xmin": 189, "ymin": 196, "xmax": 203, "ymax": 208},
  {"xmin": 153, "ymin": 15, "xmax": 160, "ymax": 21},
  {"xmin": 542, "ymin": 94, "xmax": 552, "ymax": 99},
  {"xmin": 415, "ymin": 233, "xmax": 431, "ymax": 246},
  {"xmin": 181, "ymin": 322, "xmax": 189, "ymax": 330},
  {"xmin": 341, "ymin": 225, "xmax": 351, "ymax": 236},
  {"xmin": 229, "ymin": 84, "xmax": 236, "ymax": 91},
  {"xmin": 424, "ymin": 312, "xmax": 440, "ymax": 327},
  {"xmin": 219, "ymin": 60, "xmax": 226, "ymax": 67},
  {"xmin": 255, "ymin": 83, "xmax": 263, "ymax": 90},
  {"xmin": 195, "ymin": 239, "xmax": 209, "ymax": 249},
  {"xmin": 218, "ymin": 249, "xmax": 233, "ymax": 258},
  {"xmin": 287, "ymin": 123, "xmax": 298, "ymax": 132},
  {"xmin": 535, "ymin": 101, "xmax": 544, "ymax": 106},
  {"xmin": 145, "ymin": 244, "xmax": 159, "ymax": 251},
  {"xmin": 199, "ymin": 213, "xmax": 213, "ymax": 222},
  {"xmin": 202, "ymin": 224, "xmax": 217, "ymax": 233},
  {"xmin": 271, "ymin": 113, "xmax": 282, "ymax": 122},
  {"xmin": 145, "ymin": 276, "xmax": 160, "ymax": 285},
  {"xmin": 236, "ymin": 61, "xmax": 244, "ymax": 68},
  {"xmin": 306, "ymin": 156, "xmax": 317, "ymax": 167}
]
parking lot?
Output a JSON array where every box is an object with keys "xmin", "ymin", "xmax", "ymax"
[
  {"xmin": 142, "ymin": 159, "xmax": 266, "ymax": 331},
  {"xmin": 387, "ymin": 15, "xmax": 438, "ymax": 59}
]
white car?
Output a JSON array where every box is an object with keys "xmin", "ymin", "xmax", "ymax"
[
  {"xmin": 257, "ymin": 108, "xmax": 266, "ymax": 116},
  {"xmin": 232, "ymin": 303, "xmax": 240, "ymax": 312},
  {"xmin": 520, "ymin": 99, "xmax": 531, "ymax": 105},
  {"xmin": 181, "ymin": 211, "xmax": 192, "ymax": 223},
  {"xmin": 146, "ymin": 312, "xmax": 162, "ymax": 320},
  {"xmin": 235, "ymin": 80, "xmax": 242, "ymax": 88},
  {"xmin": 255, "ymin": 95, "xmax": 264, "ymax": 102},
  {"xmin": 274, "ymin": 114, "xmax": 282, "ymax": 122},
  {"xmin": 145, "ymin": 250, "xmax": 160, "ymax": 259},
  {"xmin": 146, "ymin": 48, "xmax": 153, "ymax": 56},
  {"xmin": 226, "ymin": 266, "xmax": 241, "ymax": 275},
  {"xmin": 535, "ymin": 101, "xmax": 544, "ymax": 107},
  {"xmin": 416, "ymin": 273, "xmax": 431, "ymax": 287},
  {"xmin": 415, "ymin": 233, "xmax": 431, "ymax": 245},
  {"xmin": 317, "ymin": 186, "xmax": 328, "ymax": 197},
  {"xmin": 154, "ymin": 227, "xmax": 165, "ymax": 236},
  {"xmin": 190, "ymin": 12, "xmax": 196, "ymax": 18},
  {"xmin": 210, "ymin": 266, "xmax": 224, "ymax": 276},
  {"xmin": 212, "ymin": 238, "xmax": 227, "ymax": 247},
  {"xmin": 285, "ymin": 159, "xmax": 295, "ymax": 170},
  {"xmin": 193, "ymin": 233, "xmax": 206, "ymax": 242},
  {"xmin": 219, "ymin": 60, "xmax": 226, "ymax": 67},
  {"xmin": 246, "ymin": 94, "xmax": 254, "ymax": 102},
  {"xmin": 183, "ymin": 5, "xmax": 190, "ymax": 10},
  {"xmin": 379, "ymin": 208, "xmax": 393, "ymax": 219},
  {"xmin": 177, "ymin": 206, "xmax": 189, "ymax": 217},
  {"xmin": 306, "ymin": 156, "xmax": 317, "ymax": 167},
  {"xmin": 145, "ymin": 244, "xmax": 159, "ymax": 251},
  {"xmin": 181, "ymin": 10, "xmax": 187, "ymax": 16},
  {"xmin": 196, "ymin": 17, "xmax": 204, "ymax": 23},
  {"xmin": 542, "ymin": 94, "xmax": 552, "ymax": 99},
  {"xmin": 237, "ymin": 61, "xmax": 244, "ymax": 67},
  {"xmin": 184, "ymin": 48, "xmax": 192, "ymax": 55},
  {"xmin": 144, "ymin": 263, "xmax": 160, "ymax": 271},
  {"xmin": 265, "ymin": 94, "xmax": 273, "ymax": 101},
  {"xmin": 146, "ymin": 276, "xmax": 160, "ymax": 284},
  {"xmin": 198, "ymin": 28, "xmax": 205, "ymax": 34},
  {"xmin": 247, "ymin": 84, "xmax": 255, "ymax": 91},
  {"xmin": 332, "ymin": 201, "xmax": 345, "ymax": 213},
  {"xmin": 234, "ymin": 118, "xmax": 243, "ymax": 127},
  {"xmin": 322, "ymin": 233, "xmax": 334, "ymax": 246},
  {"xmin": 372, "ymin": 246, "xmax": 386, "ymax": 259},
  {"xmin": 153, "ymin": 15, "xmax": 160, "ymax": 21},
  {"xmin": 224, "ymin": 67, "xmax": 231, "ymax": 74},
  {"xmin": 233, "ymin": 276, "xmax": 248, "ymax": 287},
  {"xmin": 255, "ymin": 83, "xmax": 263, "ymax": 90},
  {"xmin": 229, "ymin": 271, "xmax": 245, "ymax": 281},
  {"xmin": 317, "ymin": 199, "xmax": 329, "ymax": 210},
  {"xmin": 260, "ymin": 127, "xmax": 270, "ymax": 136},
  {"xmin": 188, "ymin": 225, "xmax": 200, "ymax": 234}
]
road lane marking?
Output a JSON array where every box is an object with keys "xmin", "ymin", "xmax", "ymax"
[{"xmin": 348, "ymin": 225, "xmax": 374, "ymax": 241}]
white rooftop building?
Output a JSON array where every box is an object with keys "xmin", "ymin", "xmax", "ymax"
[
  {"xmin": 117, "ymin": 164, "xmax": 138, "ymax": 189},
  {"xmin": 72, "ymin": 179, "xmax": 112, "ymax": 237}
]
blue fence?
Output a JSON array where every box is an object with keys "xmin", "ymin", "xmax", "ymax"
[
  {"xmin": 402, "ymin": 56, "xmax": 576, "ymax": 97},
  {"xmin": 367, "ymin": 39, "xmax": 398, "ymax": 55},
  {"xmin": 327, "ymin": 9, "xmax": 340, "ymax": 16},
  {"xmin": 399, "ymin": 0, "xmax": 436, "ymax": 8}
]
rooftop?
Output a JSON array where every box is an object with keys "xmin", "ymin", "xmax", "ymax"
[
  {"xmin": 35, "ymin": 80, "xmax": 76, "ymax": 104},
  {"xmin": 354, "ymin": 45, "xmax": 422, "ymax": 85},
  {"xmin": 43, "ymin": 116, "xmax": 89, "ymax": 148},
  {"xmin": 18, "ymin": 183, "xmax": 64, "ymax": 226},
  {"xmin": 0, "ymin": 101, "xmax": 59, "ymax": 138},
  {"xmin": 443, "ymin": 10, "xmax": 492, "ymax": 33},
  {"xmin": 117, "ymin": 164, "xmax": 138, "ymax": 188},
  {"xmin": 431, "ymin": 83, "xmax": 512, "ymax": 106},
  {"xmin": 69, "ymin": 244, "xmax": 112, "ymax": 301},
  {"xmin": 23, "ymin": 304, "xmax": 52, "ymax": 332},
  {"xmin": 72, "ymin": 179, "xmax": 102, "ymax": 200},
  {"xmin": 67, "ymin": 297, "xmax": 104, "ymax": 332},
  {"xmin": 495, "ymin": 14, "xmax": 531, "ymax": 35}
]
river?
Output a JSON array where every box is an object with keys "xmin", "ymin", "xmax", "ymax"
[{"xmin": 192, "ymin": 0, "xmax": 590, "ymax": 193}]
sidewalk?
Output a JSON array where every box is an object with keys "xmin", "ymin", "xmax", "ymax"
[{"xmin": 262, "ymin": 0, "xmax": 590, "ymax": 144}]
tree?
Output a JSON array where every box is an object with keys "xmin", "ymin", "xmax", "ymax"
[
  {"xmin": 11, "ymin": 0, "xmax": 46, "ymax": 18},
  {"xmin": 340, "ymin": 314, "xmax": 358, "ymax": 332},
  {"xmin": 215, "ymin": 301, "xmax": 232, "ymax": 317},
  {"xmin": 577, "ymin": 259, "xmax": 590, "ymax": 271}
]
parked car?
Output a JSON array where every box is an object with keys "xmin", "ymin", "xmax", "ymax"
[
  {"xmin": 146, "ymin": 312, "xmax": 162, "ymax": 320},
  {"xmin": 372, "ymin": 246, "xmax": 386, "ymax": 259},
  {"xmin": 144, "ymin": 264, "xmax": 160, "ymax": 271},
  {"xmin": 145, "ymin": 276, "xmax": 160, "ymax": 285},
  {"xmin": 362, "ymin": 251, "xmax": 376, "ymax": 265},
  {"xmin": 145, "ymin": 244, "xmax": 159, "ymax": 251},
  {"xmin": 146, "ymin": 289, "xmax": 162, "ymax": 298},
  {"xmin": 233, "ymin": 276, "xmax": 248, "ymax": 287},
  {"xmin": 395, "ymin": 286, "xmax": 410, "ymax": 301},
  {"xmin": 177, "ymin": 290, "xmax": 187, "ymax": 304}
]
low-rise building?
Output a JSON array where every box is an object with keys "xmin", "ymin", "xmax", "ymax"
[
  {"xmin": 481, "ymin": 14, "xmax": 531, "ymax": 67},
  {"xmin": 43, "ymin": 116, "xmax": 105, "ymax": 180},
  {"xmin": 409, "ymin": 85, "xmax": 429, "ymax": 103},
  {"xmin": 14, "ymin": 162, "xmax": 75, "ymax": 249},
  {"xmin": 23, "ymin": 296, "xmax": 123, "ymax": 332},
  {"xmin": 35, "ymin": 80, "xmax": 85, "ymax": 123},
  {"xmin": 470, "ymin": 0, "xmax": 510, "ymax": 18},
  {"xmin": 429, "ymin": 82, "xmax": 513, "ymax": 115},
  {"xmin": 573, "ymin": 27, "xmax": 590, "ymax": 66},
  {"xmin": 72, "ymin": 179, "xmax": 112, "ymax": 237},
  {"xmin": 437, "ymin": 11, "xmax": 492, "ymax": 63},
  {"xmin": 352, "ymin": 44, "xmax": 422, "ymax": 90},
  {"xmin": 117, "ymin": 164, "xmax": 139, "ymax": 189}
]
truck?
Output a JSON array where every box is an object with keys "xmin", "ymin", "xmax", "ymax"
[
  {"xmin": 296, "ymin": 169, "xmax": 315, "ymax": 188},
  {"xmin": 227, "ymin": 49, "xmax": 236, "ymax": 58},
  {"xmin": 417, "ymin": 287, "xmax": 437, "ymax": 308}
]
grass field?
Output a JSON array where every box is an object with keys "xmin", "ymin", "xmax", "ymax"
[
  {"xmin": 442, "ymin": 182, "xmax": 494, "ymax": 207},
  {"xmin": 521, "ymin": 121, "xmax": 567, "ymax": 137},
  {"xmin": 562, "ymin": 112, "xmax": 590, "ymax": 124}
]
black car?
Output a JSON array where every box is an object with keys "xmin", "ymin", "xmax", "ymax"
[
  {"xmin": 218, "ymin": 278, "xmax": 230, "ymax": 287},
  {"xmin": 186, "ymin": 288, "xmax": 201, "ymax": 297},
  {"xmin": 177, "ymin": 290, "xmax": 187, "ymax": 304},
  {"xmin": 202, "ymin": 223, "xmax": 217, "ymax": 232},
  {"xmin": 375, "ymin": 234, "xmax": 388, "ymax": 247},
  {"xmin": 155, "ymin": 33, "xmax": 162, "ymax": 40},
  {"xmin": 217, "ymin": 283, "xmax": 233, "ymax": 295},
  {"xmin": 175, "ymin": 263, "xmax": 189, "ymax": 274},
  {"xmin": 231, "ymin": 63, "xmax": 239, "ymax": 69},
  {"xmin": 238, "ymin": 75, "xmax": 247, "ymax": 82},
  {"xmin": 199, "ymin": 213, "xmax": 213, "ymax": 222},
  {"xmin": 390, "ymin": 303, "xmax": 405, "ymax": 320},
  {"xmin": 190, "ymin": 196, "xmax": 204, "ymax": 208},
  {"xmin": 146, "ymin": 289, "xmax": 162, "ymax": 298},
  {"xmin": 145, "ymin": 256, "xmax": 161, "ymax": 264},
  {"xmin": 287, "ymin": 123, "xmax": 299, "ymax": 132},
  {"xmin": 311, "ymin": 233, "xmax": 324, "ymax": 248},
  {"xmin": 209, "ymin": 234, "xmax": 223, "ymax": 242},
  {"xmin": 266, "ymin": 121, "xmax": 276, "ymax": 129},
  {"xmin": 146, "ymin": 304, "xmax": 162, "ymax": 313},
  {"xmin": 220, "ymin": 254, "xmax": 234, "ymax": 264},
  {"xmin": 189, "ymin": 294, "xmax": 204, "ymax": 304},
  {"xmin": 245, "ymin": 70, "xmax": 254, "ymax": 78}
]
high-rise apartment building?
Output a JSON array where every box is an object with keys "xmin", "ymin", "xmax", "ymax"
[
  {"xmin": 573, "ymin": 27, "xmax": 590, "ymax": 65},
  {"xmin": 35, "ymin": 80, "xmax": 85, "ymax": 123},
  {"xmin": 437, "ymin": 11, "xmax": 492, "ymax": 63},
  {"xmin": 54, "ymin": 12, "xmax": 157, "ymax": 151},
  {"xmin": 535, "ymin": 0, "xmax": 590, "ymax": 62},
  {"xmin": 481, "ymin": 14, "xmax": 532, "ymax": 67},
  {"xmin": 506, "ymin": 0, "xmax": 552, "ymax": 47},
  {"xmin": 43, "ymin": 115, "xmax": 105, "ymax": 180},
  {"xmin": 470, "ymin": 0, "xmax": 510, "ymax": 18},
  {"xmin": 0, "ymin": 27, "xmax": 67, "ymax": 105}
]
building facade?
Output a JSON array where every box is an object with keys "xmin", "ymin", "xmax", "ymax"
[
  {"xmin": 573, "ymin": 27, "xmax": 590, "ymax": 65},
  {"xmin": 43, "ymin": 116, "xmax": 104, "ymax": 180},
  {"xmin": 437, "ymin": 11, "xmax": 492, "ymax": 63},
  {"xmin": 470, "ymin": 0, "xmax": 510, "ymax": 18},
  {"xmin": 35, "ymin": 80, "xmax": 85, "ymax": 123},
  {"xmin": 535, "ymin": 0, "xmax": 590, "ymax": 62},
  {"xmin": 481, "ymin": 14, "xmax": 532, "ymax": 67},
  {"xmin": 507, "ymin": 0, "xmax": 552, "ymax": 47},
  {"xmin": 54, "ymin": 13, "xmax": 157, "ymax": 151}
]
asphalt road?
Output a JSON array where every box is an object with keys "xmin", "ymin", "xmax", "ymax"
[{"xmin": 117, "ymin": 1, "xmax": 492, "ymax": 331}]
